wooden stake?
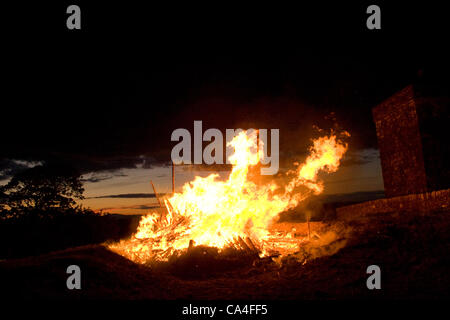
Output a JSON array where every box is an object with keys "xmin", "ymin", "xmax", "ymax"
[
  {"xmin": 172, "ymin": 161, "xmax": 175, "ymax": 194},
  {"xmin": 150, "ymin": 180, "xmax": 163, "ymax": 208},
  {"xmin": 245, "ymin": 237, "xmax": 259, "ymax": 253},
  {"xmin": 188, "ymin": 239, "xmax": 195, "ymax": 251}
]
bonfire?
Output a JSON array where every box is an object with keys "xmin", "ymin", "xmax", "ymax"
[{"xmin": 109, "ymin": 129, "xmax": 349, "ymax": 264}]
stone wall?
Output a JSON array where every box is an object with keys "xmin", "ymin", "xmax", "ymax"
[
  {"xmin": 336, "ymin": 188, "xmax": 450, "ymax": 221},
  {"xmin": 372, "ymin": 85, "xmax": 428, "ymax": 197},
  {"xmin": 372, "ymin": 85, "xmax": 450, "ymax": 197}
]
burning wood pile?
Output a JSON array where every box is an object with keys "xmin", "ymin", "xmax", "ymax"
[{"xmin": 109, "ymin": 129, "xmax": 349, "ymax": 266}]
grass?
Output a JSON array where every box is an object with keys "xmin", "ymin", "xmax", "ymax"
[{"xmin": 1, "ymin": 209, "xmax": 449, "ymax": 299}]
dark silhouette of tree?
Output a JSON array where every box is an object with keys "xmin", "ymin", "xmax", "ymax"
[
  {"xmin": 0, "ymin": 188, "xmax": 7, "ymax": 213},
  {"xmin": 0, "ymin": 164, "xmax": 85, "ymax": 216}
]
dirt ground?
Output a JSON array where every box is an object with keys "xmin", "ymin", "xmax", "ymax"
[{"xmin": 1, "ymin": 209, "xmax": 449, "ymax": 300}]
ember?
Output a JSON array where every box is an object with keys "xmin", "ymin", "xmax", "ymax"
[{"xmin": 109, "ymin": 129, "xmax": 349, "ymax": 264}]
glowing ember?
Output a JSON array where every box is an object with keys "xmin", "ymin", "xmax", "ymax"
[{"xmin": 109, "ymin": 129, "xmax": 349, "ymax": 263}]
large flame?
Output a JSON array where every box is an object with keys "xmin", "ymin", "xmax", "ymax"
[{"xmin": 110, "ymin": 129, "xmax": 349, "ymax": 263}]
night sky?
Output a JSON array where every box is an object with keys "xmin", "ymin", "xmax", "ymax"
[{"xmin": 2, "ymin": 2, "xmax": 449, "ymax": 213}]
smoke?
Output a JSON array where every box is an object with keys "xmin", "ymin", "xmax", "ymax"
[{"xmin": 275, "ymin": 223, "xmax": 352, "ymax": 266}]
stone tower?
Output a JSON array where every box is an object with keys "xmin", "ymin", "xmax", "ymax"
[{"xmin": 372, "ymin": 85, "xmax": 450, "ymax": 197}]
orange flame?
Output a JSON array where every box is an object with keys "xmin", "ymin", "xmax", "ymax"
[{"xmin": 109, "ymin": 129, "xmax": 349, "ymax": 263}]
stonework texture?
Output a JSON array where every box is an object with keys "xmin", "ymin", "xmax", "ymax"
[
  {"xmin": 372, "ymin": 85, "xmax": 450, "ymax": 197},
  {"xmin": 337, "ymin": 188, "xmax": 450, "ymax": 221}
]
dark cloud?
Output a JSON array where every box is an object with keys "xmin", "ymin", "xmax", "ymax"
[
  {"xmin": 81, "ymin": 171, "xmax": 128, "ymax": 183},
  {"xmin": 341, "ymin": 149, "xmax": 380, "ymax": 167},
  {"xmin": 0, "ymin": 159, "xmax": 43, "ymax": 181},
  {"xmin": 88, "ymin": 193, "xmax": 165, "ymax": 199},
  {"xmin": 98, "ymin": 204, "xmax": 161, "ymax": 212},
  {"xmin": 128, "ymin": 205, "xmax": 161, "ymax": 210},
  {"xmin": 82, "ymin": 177, "xmax": 109, "ymax": 183},
  {"xmin": 2, "ymin": 3, "xmax": 449, "ymax": 177},
  {"xmin": 49, "ymin": 155, "xmax": 143, "ymax": 175}
]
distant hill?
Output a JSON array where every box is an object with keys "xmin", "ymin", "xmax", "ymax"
[
  {"xmin": 0, "ymin": 213, "xmax": 141, "ymax": 260},
  {"xmin": 279, "ymin": 190, "xmax": 386, "ymax": 222},
  {"xmin": 320, "ymin": 190, "xmax": 385, "ymax": 205}
]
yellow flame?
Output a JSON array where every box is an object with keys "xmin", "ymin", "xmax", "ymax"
[
  {"xmin": 109, "ymin": 129, "xmax": 349, "ymax": 263},
  {"xmin": 286, "ymin": 132, "xmax": 350, "ymax": 197}
]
